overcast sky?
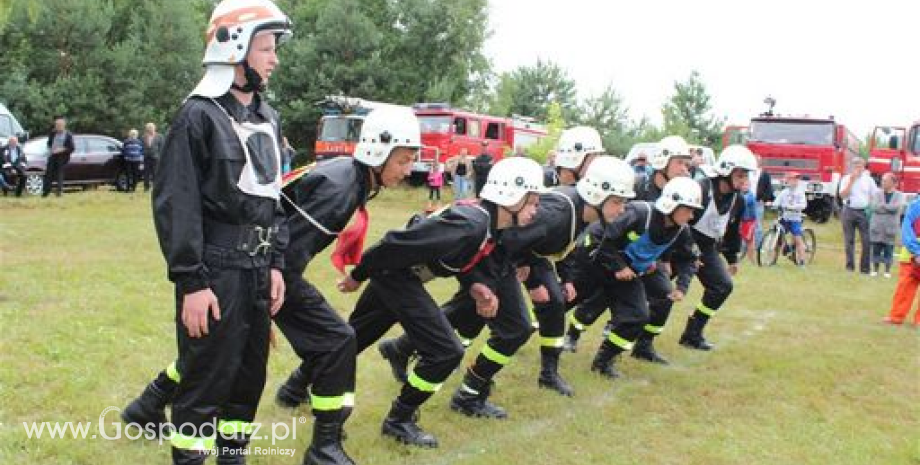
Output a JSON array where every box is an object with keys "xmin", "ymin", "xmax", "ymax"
[{"xmin": 485, "ymin": 0, "xmax": 918, "ymax": 139}]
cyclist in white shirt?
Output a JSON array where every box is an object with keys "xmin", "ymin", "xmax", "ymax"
[{"xmin": 774, "ymin": 172, "xmax": 808, "ymax": 266}]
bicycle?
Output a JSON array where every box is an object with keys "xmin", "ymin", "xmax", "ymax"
[{"xmin": 757, "ymin": 208, "xmax": 817, "ymax": 267}]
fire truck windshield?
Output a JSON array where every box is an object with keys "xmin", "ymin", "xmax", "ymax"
[
  {"xmin": 418, "ymin": 116, "xmax": 452, "ymax": 134},
  {"xmin": 750, "ymin": 121, "xmax": 835, "ymax": 146},
  {"xmin": 318, "ymin": 117, "xmax": 362, "ymax": 142}
]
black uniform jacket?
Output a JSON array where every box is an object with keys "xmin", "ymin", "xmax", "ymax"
[
  {"xmin": 574, "ymin": 202, "xmax": 696, "ymax": 293},
  {"xmin": 350, "ymin": 201, "xmax": 509, "ymax": 291},
  {"xmin": 503, "ymin": 186, "xmax": 587, "ymax": 288},
  {"xmin": 153, "ymin": 93, "xmax": 289, "ymax": 294},
  {"xmin": 281, "ymin": 157, "xmax": 371, "ymax": 277},
  {"xmin": 633, "ymin": 175, "xmax": 698, "ymax": 292}
]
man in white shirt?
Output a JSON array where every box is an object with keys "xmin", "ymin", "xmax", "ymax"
[{"xmin": 838, "ymin": 157, "xmax": 878, "ymax": 273}]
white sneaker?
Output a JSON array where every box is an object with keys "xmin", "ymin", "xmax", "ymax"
[
  {"xmin": 884, "ymin": 273, "xmax": 892, "ymax": 278},
  {"xmin": 870, "ymin": 271, "xmax": 878, "ymax": 277}
]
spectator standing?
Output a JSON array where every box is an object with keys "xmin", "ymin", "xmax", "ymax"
[
  {"xmin": 472, "ymin": 143, "xmax": 492, "ymax": 197},
  {"xmin": 869, "ymin": 173, "xmax": 904, "ymax": 277},
  {"xmin": 426, "ymin": 161, "xmax": 444, "ymax": 211},
  {"xmin": 122, "ymin": 129, "xmax": 144, "ymax": 192},
  {"xmin": 839, "ymin": 158, "xmax": 878, "ymax": 274},
  {"xmin": 143, "ymin": 122, "xmax": 164, "ymax": 192},
  {"xmin": 751, "ymin": 155, "xmax": 775, "ymax": 245},
  {"xmin": 281, "ymin": 136, "xmax": 295, "ymax": 174},
  {"xmin": 543, "ymin": 149, "xmax": 559, "ymax": 187},
  {"xmin": 42, "ymin": 115, "xmax": 74, "ymax": 197},
  {"xmin": 740, "ymin": 184, "xmax": 758, "ymax": 264},
  {"xmin": 450, "ymin": 148, "xmax": 472, "ymax": 199}
]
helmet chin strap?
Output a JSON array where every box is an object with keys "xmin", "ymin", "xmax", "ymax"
[
  {"xmin": 501, "ymin": 201, "xmax": 528, "ymax": 227},
  {"xmin": 231, "ymin": 60, "xmax": 264, "ymax": 93},
  {"xmin": 366, "ymin": 166, "xmax": 384, "ymax": 201},
  {"xmin": 589, "ymin": 199, "xmax": 605, "ymax": 224}
]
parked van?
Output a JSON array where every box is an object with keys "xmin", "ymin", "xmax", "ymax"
[{"xmin": 0, "ymin": 102, "xmax": 28, "ymax": 147}]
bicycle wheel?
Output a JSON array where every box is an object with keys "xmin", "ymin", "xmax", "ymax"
[
  {"xmin": 758, "ymin": 227, "xmax": 781, "ymax": 266},
  {"xmin": 801, "ymin": 228, "xmax": 817, "ymax": 264}
]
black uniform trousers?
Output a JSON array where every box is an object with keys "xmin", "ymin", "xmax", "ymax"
[
  {"xmin": 275, "ymin": 273, "xmax": 356, "ymax": 418},
  {"xmin": 440, "ymin": 272, "xmax": 532, "ymax": 381},
  {"xmin": 529, "ymin": 265, "xmax": 568, "ymax": 348},
  {"xmin": 450, "ymin": 265, "xmax": 564, "ymax": 349},
  {"xmin": 570, "ymin": 266, "xmax": 675, "ymax": 340},
  {"xmin": 349, "ymin": 270, "xmax": 465, "ymax": 407},
  {"xmin": 171, "ymin": 248, "xmax": 271, "ymax": 451},
  {"xmin": 573, "ymin": 266, "xmax": 671, "ymax": 353},
  {"xmin": 693, "ymin": 238, "xmax": 734, "ymax": 319}
]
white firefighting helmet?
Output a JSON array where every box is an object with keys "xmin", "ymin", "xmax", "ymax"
[
  {"xmin": 713, "ymin": 145, "xmax": 758, "ymax": 177},
  {"xmin": 655, "ymin": 177, "xmax": 703, "ymax": 214},
  {"xmin": 481, "ymin": 157, "xmax": 547, "ymax": 207},
  {"xmin": 650, "ymin": 135, "xmax": 692, "ymax": 171},
  {"xmin": 353, "ymin": 106, "xmax": 422, "ymax": 168},
  {"xmin": 555, "ymin": 126, "xmax": 604, "ymax": 170},
  {"xmin": 190, "ymin": 0, "xmax": 293, "ymax": 98},
  {"xmin": 576, "ymin": 156, "xmax": 636, "ymax": 206}
]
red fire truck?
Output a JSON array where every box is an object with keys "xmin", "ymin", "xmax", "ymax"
[
  {"xmin": 313, "ymin": 96, "xmax": 412, "ymax": 160},
  {"xmin": 868, "ymin": 123, "xmax": 920, "ymax": 198},
  {"xmin": 724, "ymin": 115, "xmax": 860, "ymax": 223},
  {"xmin": 314, "ymin": 96, "xmax": 548, "ymax": 181},
  {"xmin": 412, "ymin": 103, "xmax": 547, "ymax": 174}
]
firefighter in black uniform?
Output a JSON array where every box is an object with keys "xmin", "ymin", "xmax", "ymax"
[
  {"xmin": 143, "ymin": 1, "xmax": 292, "ymax": 463},
  {"xmin": 564, "ymin": 135, "xmax": 697, "ymax": 364},
  {"xmin": 337, "ymin": 157, "xmax": 545, "ymax": 447},
  {"xmin": 272, "ymin": 106, "xmax": 421, "ymax": 465},
  {"xmin": 516, "ymin": 156, "xmax": 638, "ymax": 396},
  {"xmin": 378, "ymin": 156, "xmax": 637, "ymax": 398},
  {"xmin": 124, "ymin": 103, "xmax": 420, "ymax": 465},
  {"xmin": 569, "ymin": 177, "xmax": 702, "ymax": 378},
  {"xmin": 678, "ymin": 145, "xmax": 757, "ymax": 350}
]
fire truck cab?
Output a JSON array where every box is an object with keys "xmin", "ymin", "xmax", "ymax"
[
  {"xmin": 728, "ymin": 115, "xmax": 860, "ymax": 223},
  {"xmin": 314, "ymin": 96, "xmax": 410, "ymax": 160},
  {"xmin": 868, "ymin": 123, "xmax": 920, "ymax": 198},
  {"xmin": 412, "ymin": 103, "xmax": 547, "ymax": 175}
]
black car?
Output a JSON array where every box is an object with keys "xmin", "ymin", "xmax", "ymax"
[{"xmin": 20, "ymin": 134, "xmax": 139, "ymax": 195}]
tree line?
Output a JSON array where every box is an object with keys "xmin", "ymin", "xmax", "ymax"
[{"xmin": 0, "ymin": 0, "xmax": 725, "ymax": 159}]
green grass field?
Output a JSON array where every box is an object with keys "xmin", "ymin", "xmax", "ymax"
[{"xmin": 0, "ymin": 188, "xmax": 917, "ymax": 465}]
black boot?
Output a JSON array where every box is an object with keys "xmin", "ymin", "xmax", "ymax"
[
  {"xmin": 537, "ymin": 347, "xmax": 574, "ymax": 397},
  {"xmin": 378, "ymin": 338, "xmax": 411, "ymax": 383},
  {"xmin": 679, "ymin": 316, "xmax": 714, "ymax": 351},
  {"xmin": 122, "ymin": 371, "xmax": 176, "ymax": 437},
  {"xmin": 171, "ymin": 448, "xmax": 208, "ymax": 465},
  {"xmin": 304, "ymin": 415, "xmax": 356, "ymax": 465},
  {"xmin": 590, "ymin": 342, "xmax": 623, "ymax": 380},
  {"xmin": 631, "ymin": 336, "xmax": 669, "ymax": 365},
  {"xmin": 380, "ymin": 400, "xmax": 438, "ymax": 448},
  {"xmin": 563, "ymin": 326, "xmax": 580, "ymax": 353},
  {"xmin": 276, "ymin": 366, "xmax": 311, "ymax": 409},
  {"xmin": 216, "ymin": 433, "xmax": 250, "ymax": 464},
  {"xmin": 449, "ymin": 369, "xmax": 507, "ymax": 419}
]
